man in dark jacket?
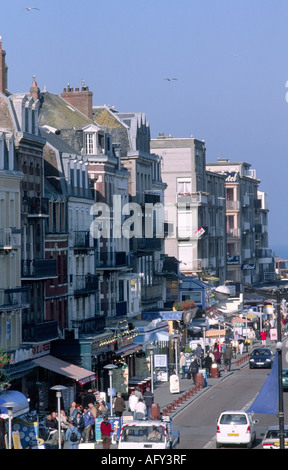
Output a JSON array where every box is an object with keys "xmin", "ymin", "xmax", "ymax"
[
  {"xmin": 189, "ymin": 356, "xmax": 199, "ymax": 384},
  {"xmin": 202, "ymin": 352, "xmax": 213, "ymax": 377},
  {"xmin": 223, "ymin": 344, "xmax": 233, "ymax": 371},
  {"xmin": 143, "ymin": 386, "xmax": 154, "ymax": 418}
]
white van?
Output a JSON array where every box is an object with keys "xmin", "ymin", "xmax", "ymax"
[
  {"xmin": 216, "ymin": 410, "xmax": 258, "ymax": 448},
  {"xmin": 118, "ymin": 417, "xmax": 180, "ymax": 450}
]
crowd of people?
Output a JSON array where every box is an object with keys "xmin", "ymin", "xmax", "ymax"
[
  {"xmin": 179, "ymin": 327, "xmax": 259, "ymax": 382},
  {"xmin": 44, "ymin": 385, "xmax": 155, "ymax": 449},
  {"xmin": 45, "ymin": 388, "xmax": 114, "ymax": 449}
]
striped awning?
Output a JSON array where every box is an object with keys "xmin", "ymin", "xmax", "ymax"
[{"xmin": 33, "ymin": 355, "xmax": 96, "ymax": 385}]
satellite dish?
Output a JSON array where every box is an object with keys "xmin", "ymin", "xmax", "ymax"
[{"xmin": 214, "ymin": 285, "xmax": 231, "ymax": 301}]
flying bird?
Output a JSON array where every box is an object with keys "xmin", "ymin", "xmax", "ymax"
[
  {"xmin": 164, "ymin": 78, "xmax": 178, "ymax": 81},
  {"xmin": 25, "ymin": 7, "xmax": 40, "ymax": 11}
]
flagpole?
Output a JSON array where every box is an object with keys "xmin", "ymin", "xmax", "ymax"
[{"xmin": 276, "ymin": 283, "xmax": 285, "ymax": 450}]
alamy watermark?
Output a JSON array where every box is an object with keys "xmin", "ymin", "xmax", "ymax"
[{"xmin": 89, "ymin": 195, "xmax": 183, "ymax": 240}]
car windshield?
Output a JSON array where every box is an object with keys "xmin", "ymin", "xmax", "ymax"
[
  {"xmin": 252, "ymin": 349, "xmax": 271, "ymax": 356},
  {"xmin": 121, "ymin": 425, "xmax": 165, "ymax": 443},
  {"xmin": 220, "ymin": 414, "xmax": 248, "ymax": 425}
]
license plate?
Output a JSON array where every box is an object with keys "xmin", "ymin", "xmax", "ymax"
[
  {"xmin": 257, "ymin": 362, "xmax": 264, "ymax": 365},
  {"xmin": 228, "ymin": 433, "xmax": 239, "ymax": 437}
]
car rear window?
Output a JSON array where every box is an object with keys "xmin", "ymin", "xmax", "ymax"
[
  {"xmin": 265, "ymin": 429, "xmax": 288, "ymax": 439},
  {"xmin": 220, "ymin": 414, "xmax": 248, "ymax": 425}
]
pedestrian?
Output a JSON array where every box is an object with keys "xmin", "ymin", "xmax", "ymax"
[
  {"xmin": 260, "ymin": 329, "xmax": 267, "ymax": 346},
  {"xmin": 100, "ymin": 416, "xmax": 113, "ymax": 449},
  {"xmin": 238, "ymin": 338, "xmax": 244, "ymax": 354},
  {"xmin": 99, "ymin": 400, "xmax": 109, "ymax": 416},
  {"xmin": 188, "ymin": 355, "xmax": 199, "ymax": 384},
  {"xmin": 113, "ymin": 392, "xmax": 126, "ymax": 417},
  {"xmin": 248, "ymin": 328, "xmax": 256, "ymax": 349},
  {"xmin": 179, "ymin": 352, "xmax": 187, "ymax": 379},
  {"xmin": 73, "ymin": 410, "xmax": 85, "ymax": 438},
  {"xmin": 60, "ymin": 409, "xmax": 69, "ymax": 430},
  {"xmin": 83, "ymin": 389, "xmax": 96, "ymax": 408},
  {"xmin": 214, "ymin": 349, "xmax": 222, "ymax": 365},
  {"xmin": 82, "ymin": 407, "xmax": 95, "ymax": 442},
  {"xmin": 195, "ymin": 343, "xmax": 202, "ymax": 359},
  {"xmin": 69, "ymin": 401, "xmax": 77, "ymax": 418},
  {"xmin": 223, "ymin": 344, "xmax": 233, "ymax": 372},
  {"xmin": 202, "ymin": 351, "xmax": 213, "ymax": 378},
  {"xmin": 128, "ymin": 389, "xmax": 139, "ymax": 418},
  {"xmin": 135, "ymin": 398, "xmax": 146, "ymax": 419},
  {"xmin": 143, "ymin": 386, "xmax": 154, "ymax": 418},
  {"xmin": 65, "ymin": 418, "xmax": 81, "ymax": 449},
  {"xmin": 134, "ymin": 385, "xmax": 143, "ymax": 400}
]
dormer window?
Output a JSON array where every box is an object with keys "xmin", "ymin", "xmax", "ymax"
[{"xmin": 85, "ymin": 132, "xmax": 95, "ymax": 154}]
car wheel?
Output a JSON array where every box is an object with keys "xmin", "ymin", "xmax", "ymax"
[
  {"xmin": 216, "ymin": 442, "xmax": 221, "ymax": 448},
  {"xmin": 247, "ymin": 440, "xmax": 252, "ymax": 449}
]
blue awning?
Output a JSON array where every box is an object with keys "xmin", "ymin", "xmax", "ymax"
[{"xmin": 0, "ymin": 390, "xmax": 30, "ymax": 418}]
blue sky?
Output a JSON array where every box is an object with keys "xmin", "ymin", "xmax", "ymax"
[{"xmin": 1, "ymin": 0, "xmax": 288, "ymax": 252}]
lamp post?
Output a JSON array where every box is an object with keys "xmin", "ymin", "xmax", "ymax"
[
  {"xmin": 276, "ymin": 287, "xmax": 285, "ymax": 449},
  {"xmin": 50, "ymin": 385, "xmax": 67, "ymax": 449},
  {"xmin": 103, "ymin": 364, "xmax": 118, "ymax": 417},
  {"xmin": 173, "ymin": 334, "xmax": 181, "ymax": 375},
  {"xmin": 146, "ymin": 344, "xmax": 157, "ymax": 393},
  {"xmin": 2, "ymin": 402, "xmax": 15, "ymax": 449}
]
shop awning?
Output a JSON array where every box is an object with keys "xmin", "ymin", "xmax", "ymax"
[
  {"xmin": 114, "ymin": 343, "xmax": 141, "ymax": 356},
  {"xmin": 0, "ymin": 390, "xmax": 30, "ymax": 418},
  {"xmin": 33, "ymin": 355, "xmax": 96, "ymax": 385}
]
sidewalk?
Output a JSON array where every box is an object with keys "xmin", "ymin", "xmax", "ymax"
[{"xmin": 66, "ymin": 338, "xmax": 275, "ymax": 449}]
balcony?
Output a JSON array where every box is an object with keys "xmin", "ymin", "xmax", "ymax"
[
  {"xmin": 25, "ymin": 197, "xmax": 49, "ymax": 218},
  {"xmin": 0, "ymin": 228, "xmax": 21, "ymax": 254},
  {"xmin": 73, "ymin": 273, "xmax": 98, "ymax": 295},
  {"xmin": 0, "ymin": 287, "xmax": 29, "ymax": 309},
  {"xmin": 21, "ymin": 259, "xmax": 57, "ymax": 279},
  {"xmin": 73, "ymin": 231, "xmax": 96, "ymax": 251},
  {"xmin": 22, "ymin": 320, "xmax": 59, "ymax": 343},
  {"xmin": 98, "ymin": 251, "xmax": 129, "ymax": 270},
  {"xmin": 177, "ymin": 192, "xmax": 207, "ymax": 206}
]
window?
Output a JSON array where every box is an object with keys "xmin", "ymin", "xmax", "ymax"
[
  {"xmin": 85, "ymin": 133, "xmax": 95, "ymax": 154},
  {"xmin": 177, "ymin": 178, "xmax": 191, "ymax": 194}
]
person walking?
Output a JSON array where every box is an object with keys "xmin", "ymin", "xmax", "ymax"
[
  {"xmin": 134, "ymin": 398, "xmax": 146, "ymax": 419},
  {"xmin": 72, "ymin": 410, "xmax": 85, "ymax": 441},
  {"xmin": 202, "ymin": 351, "xmax": 213, "ymax": 378},
  {"xmin": 188, "ymin": 355, "xmax": 199, "ymax": 384},
  {"xmin": 65, "ymin": 418, "xmax": 81, "ymax": 449},
  {"xmin": 179, "ymin": 352, "xmax": 187, "ymax": 379},
  {"xmin": 82, "ymin": 407, "xmax": 95, "ymax": 442},
  {"xmin": 100, "ymin": 416, "xmax": 113, "ymax": 449},
  {"xmin": 260, "ymin": 329, "xmax": 267, "ymax": 346},
  {"xmin": 128, "ymin": 389, "xmax": 139, "ymax": 418},
  {"xmin": 143, "ymin": 386, "xmax": 154, "ymax": 418},
  {"xmin": 223, "ymin": 344, "xmax": 233, "ymax": 372},
  {"xmin": 113, "ymin": 392, "xmax": 126, "ymax": 417},
  {"xmin": 248, "ymin": 328, "xmax": 256, "ymax": 349}
]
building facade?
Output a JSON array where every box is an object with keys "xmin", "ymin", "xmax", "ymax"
[{"xmin": 150, "ymin": 134, "xmax": 227, "ymax": 285}]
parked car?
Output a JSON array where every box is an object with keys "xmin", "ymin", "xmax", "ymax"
[
  {"xmin": 282, "ymin": 369, "xmax": 288, "ymax": 390},
  {"xmin": 262, "ymin": 425, "xmax": 288, "ymax": 449},
  {"xmin": 216, "ymin": 410, "xmax": 258, "ymax": 448},
  {"xmin": 249, "ymin": 347, "xmax": 273, "ymax": 369}
]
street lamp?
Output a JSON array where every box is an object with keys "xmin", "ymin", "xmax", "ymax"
[
  {"xmin": 173, "ymin": 334, "xmax": 181, "ymax": 375},
  {"xmin": 50, "ymin": 385, "xmax": 67, "ymax": 449},
  {"xmin": 146, "ymin": 344, "xmax": 157, "ymax": 393},
  {"xmin": 103, "ymin": 364, "xmax": 118, "ymax": 417},
  {"xmin": 2, "ymin": 402, "xmax": 15, "ymax": 449},
  {"xmin": 276, "ymin": 287, "xmax": 285, "ymax": 450}
]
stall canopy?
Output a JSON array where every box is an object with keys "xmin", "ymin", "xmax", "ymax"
[
  {"xmin": 33, "ymin": 355, "xmax": 96, "ymax": 385},
  {"xmin": 0, "ymin": 390, "xmax": 30, "ymax": 418}
]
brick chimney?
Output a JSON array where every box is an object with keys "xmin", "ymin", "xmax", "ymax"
[
  {"xmin": 30, "ymin": 74, "xmax": 40, "ymax": 100},
  {"xmin": 0, "ymin": 38, "xmax": 8, "ymax": 94},
  {"xmin": 60, "ymin": 81, "xmax": 93, "ymax": 119}
]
